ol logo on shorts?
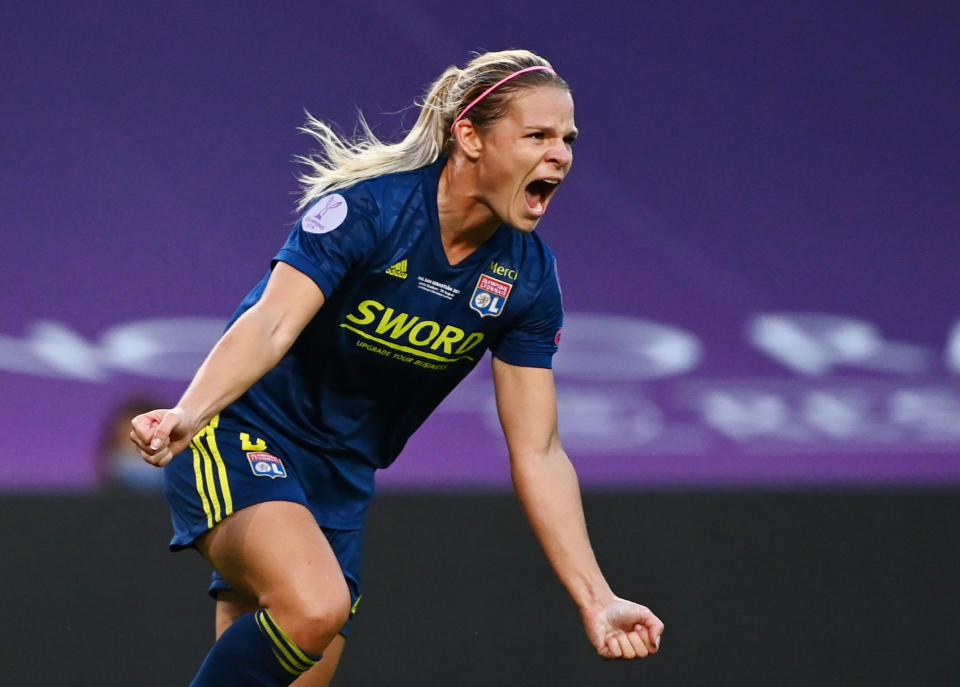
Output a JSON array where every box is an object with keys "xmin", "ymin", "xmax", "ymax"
[{"xmin": 247, "ymin": 452, "xmax": 288, "ymax": 479}]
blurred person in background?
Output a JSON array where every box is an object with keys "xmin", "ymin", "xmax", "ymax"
[{"xmin": 98, "ymin": 396, "xmax": 167, "ymax": 490}]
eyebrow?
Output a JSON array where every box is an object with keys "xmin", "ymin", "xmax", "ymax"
[{"xmin": 526, "ymin": 124, "xmax": 579, "ymax": 139}]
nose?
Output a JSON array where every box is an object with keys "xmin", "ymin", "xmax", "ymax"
[{"xmin": 546, "ymin": 139, "xmax": 572, "ymax": 169}]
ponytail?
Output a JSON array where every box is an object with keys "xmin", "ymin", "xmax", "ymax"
[{"xmin": 295, "ymin": 49, "xmax": 567, "ymax": 211}]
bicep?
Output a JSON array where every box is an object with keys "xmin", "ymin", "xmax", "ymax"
[
  {"xmin": 250, "ymin": 261, "xmax": 326, "ymax": 345},
  {"xmin": 492, "ymin": 356, "xmax": 561, "ymax": 457}
]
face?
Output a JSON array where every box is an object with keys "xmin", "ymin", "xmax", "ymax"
[{"xmin": 473, "ymin": 85, "xmax": 577, "ymax": 232}]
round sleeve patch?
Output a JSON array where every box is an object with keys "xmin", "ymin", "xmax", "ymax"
[{"xmin": 302, "ymin": 194, "xmax": 348, "ymax": 234}]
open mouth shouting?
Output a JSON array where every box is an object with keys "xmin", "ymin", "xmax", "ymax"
[{"xmin": 523, "ymin": 177, "xmax": 561, "ymax": 217}]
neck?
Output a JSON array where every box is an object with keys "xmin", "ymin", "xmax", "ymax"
[{"xmin": 437, "ymin": 156, "xmax": 501, "ymax": 264}]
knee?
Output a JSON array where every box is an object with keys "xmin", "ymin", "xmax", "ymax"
[
  {"xmin": 294, "ymin": 595, "xmax": 351, "ymax": 655},
  {"xmin": 265, "ymin": 583, "xmax": 351, "ymax": 655}
]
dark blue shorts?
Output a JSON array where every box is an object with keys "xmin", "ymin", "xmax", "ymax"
[{"xmin": 162, "ymin": 413, "xmax": 364, "ymax": 637}]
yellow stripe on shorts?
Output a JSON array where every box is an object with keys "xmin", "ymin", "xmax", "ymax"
[
  {"xmin": 190, "ymin": 442, "xmax": 214, "ymax": 529},
  {"xmin": 203, "ymin": 415, "xmax": 233, "ymax": 517},
  {"xmin": 192, "ymin": 431, "xmax": 221, "ymax": 523},
  {"xmin": 189, "ymin": 415, "xmax": 234, "ymax": 527}
]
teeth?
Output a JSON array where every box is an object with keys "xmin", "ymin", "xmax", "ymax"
[
  {"xmin": 542, "ymin": 179, "xmax": 559, "ymax": 185},
  {"xmin": 535, "ymin": 202, "xmax": 543, "ymax": 212}
]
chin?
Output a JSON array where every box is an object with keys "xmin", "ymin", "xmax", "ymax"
[
  {"xmin": 510, "ymin": 210, "xmax": 543, "ymax": 232},
  {"xmin": 512, "ymin": 219, "xmax": 540, "ymax": 233}
]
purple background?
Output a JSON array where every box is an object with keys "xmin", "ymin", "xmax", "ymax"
[{"xmin": 2, "ymin": 0, "xmax": 958, "ymax": 490}]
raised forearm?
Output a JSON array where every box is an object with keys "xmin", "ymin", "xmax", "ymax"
[{"xmin": 177, "ymin": 304, "xmax": 299, "ymax": 428}]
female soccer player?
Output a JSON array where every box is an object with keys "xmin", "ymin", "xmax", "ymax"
[{"xmin": 131, "ymin": 49, "xmax": 664, "ymax": 686}]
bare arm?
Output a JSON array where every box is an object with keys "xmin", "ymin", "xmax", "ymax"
[
  {"xmin": 492, "ymin": 356, "xmax": 664, "ymax": 659},
  {"xmin": 130, "ymin": 262, "xmax": 325, "ymax": 465}
]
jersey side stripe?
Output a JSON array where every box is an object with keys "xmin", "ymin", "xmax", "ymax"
[{"xmin": 190, "ymin": 442, "xmax": 214, "ymax": 529}]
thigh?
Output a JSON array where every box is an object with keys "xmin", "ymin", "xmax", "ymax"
[
  {"xmin": 196, "ymin": 500, "xmax": 347, "ymax": 610},
  {"xmin": 211, "ymin": 526, "xmax": 364, "ymax": 637}
]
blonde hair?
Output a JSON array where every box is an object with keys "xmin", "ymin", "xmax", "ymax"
[{"xmin": 295, "ymin": 49, "xmax": 569, "ymax": 211}]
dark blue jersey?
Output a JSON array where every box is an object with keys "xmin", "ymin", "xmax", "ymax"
[{"xmin": 222, "ymin": 157, "xmax": 563, "ymax": 527}]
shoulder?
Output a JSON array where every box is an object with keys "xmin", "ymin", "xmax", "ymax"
[
  {"xmin": 356, "ymin": 157, "xmax": 445, "ymax": 206},
  {"xmin": 510, "ymin": 230, "xmax": 560, "ymax": 289},
  {"xmin": 299, "ymin": 159, "xmax": 445, "ymax": 234},
  {"xmin": 298, "ymin": 182, "xmax": 380, "ymax": 234},
  {"xmin": 369, "ymin": 158, "xmax": 446, "ymax": 225}
]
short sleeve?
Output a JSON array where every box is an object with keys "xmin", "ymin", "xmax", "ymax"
[
  {"xmin": 491, "ymin": 259, "xmax": 564, "ymax": 369},
  {"xmin": 273, "ymin": 190, "xmax": 380, "ymax": 299}
]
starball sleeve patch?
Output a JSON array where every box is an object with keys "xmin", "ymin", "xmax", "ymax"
[{"xmin": 302, "ymin": 194, "xmax": 348, "ymax": 234}]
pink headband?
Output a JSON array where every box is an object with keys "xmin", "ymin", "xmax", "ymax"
[{"xmin": 450, "ymin": 65, "xmax": 557, "ymax": 132}]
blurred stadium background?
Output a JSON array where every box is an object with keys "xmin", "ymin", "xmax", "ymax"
[{"xmin": 2, "ymin": 1, "xmax": 957, "ymax": 684}]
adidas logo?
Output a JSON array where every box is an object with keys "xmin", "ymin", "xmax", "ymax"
[{"xmin": 386, "ymin": 259, "xmax": 408, "ymax": 279}]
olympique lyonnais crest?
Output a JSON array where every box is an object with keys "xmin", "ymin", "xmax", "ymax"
[
  {"xmin": 470, "ymin": 274, "xmax": 513, "ymax": 317},
  {"xmin": 247, "ymin": 452, "xmax": 287, "ymax": 479}
]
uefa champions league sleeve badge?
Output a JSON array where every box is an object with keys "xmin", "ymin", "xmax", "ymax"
[
  {"xmin": 470, "ymin": 274, "xmax": 513, "ymax": 317},
  {"xmin": 302, "ymin": 194, "xmax": 348, "ymax": 234}
]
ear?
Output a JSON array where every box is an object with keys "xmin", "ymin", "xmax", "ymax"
[{"xmin": 452, "ymin": 120, "xmax": 483, "ymax": 161}]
